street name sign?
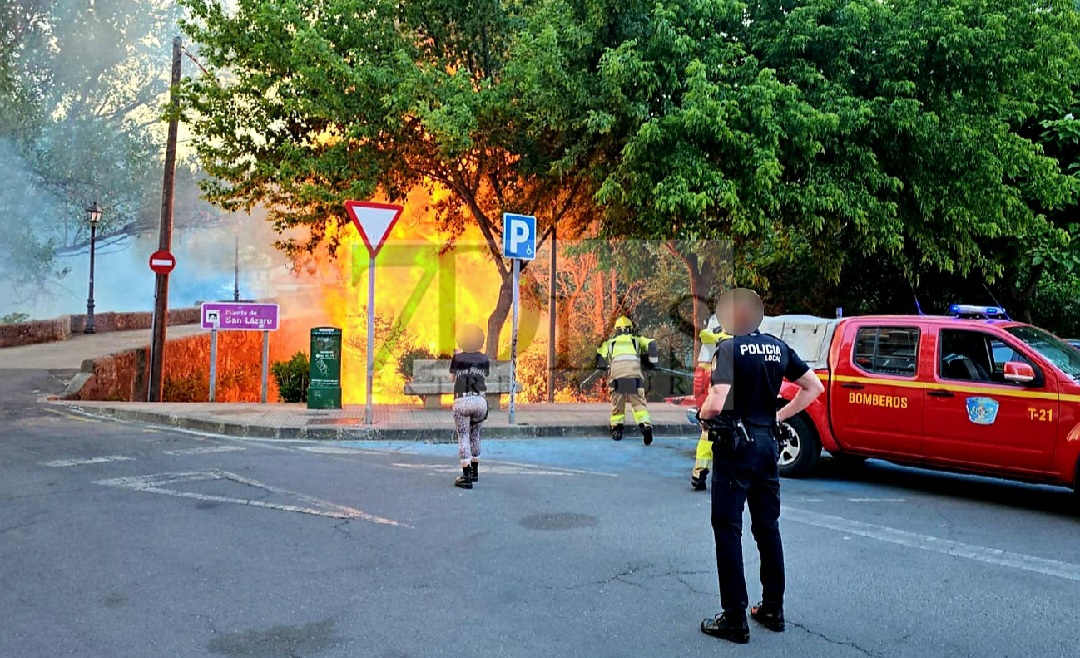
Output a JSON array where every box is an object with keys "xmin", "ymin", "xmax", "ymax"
[{"xmin": 201, "ymin": 302, "xmax": 280, "ymax": 331}]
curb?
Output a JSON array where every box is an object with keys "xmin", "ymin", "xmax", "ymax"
[{"xmin": 65, "ymin": 404, "xmax": 700, "ymax": 441}]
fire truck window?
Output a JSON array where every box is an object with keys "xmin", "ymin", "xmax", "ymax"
[
  {"xmin": 988, "ymin": 339, "xmax": 1034, "ymax": 383},
  {"xmin": 853, "ymin": 326, "xmax": 920, "ymax": 376},
  {"xmin": 938, "ymin": 330, "xmax": 993, "ymax": 382}
]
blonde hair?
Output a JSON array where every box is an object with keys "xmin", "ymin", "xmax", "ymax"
[{"xmin": 456, "ymin": 324, "xmax": 485, "ymax": 352}]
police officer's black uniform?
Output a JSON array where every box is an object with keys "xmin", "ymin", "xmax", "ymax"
[{"xmin": 700, "ymin": 330, "xmax": 810, "ymax": 643}]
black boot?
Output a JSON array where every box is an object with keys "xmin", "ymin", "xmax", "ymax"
[
  {"xmin": 640, "ymin": 423, "xmax": 654, "ymax": 446},
  {"xmin": 454, "ymin": 466, "xmax": 473, "ymax": 489},
  {"xmin": 701, "ymin": 612, "xmax": 750, "ymax": 644},
  {"xmin": 691, "ymin": 469, "xmax": 709, "ymax": 491},
  {"xmin": 470, "ymin": 461, "xmax": 478, "ymax": 482},
  {"xmin": 611, "ymin": 424, "xmax": 624, "ymax": 441},
  {"xmin": 751, "ymin": 602, "xmax": 785, "ymax": 632}
]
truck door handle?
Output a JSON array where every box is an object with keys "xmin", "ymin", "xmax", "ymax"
[
  {"xmin": 928, "ymin": 390, "xmax": 954, "ymax": 398},
  {"xmin": 841, "ymin": 382, "xmax": 864, "ymax": 390}
]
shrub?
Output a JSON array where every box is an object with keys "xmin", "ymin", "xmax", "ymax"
[
  {"xmin": 397, "ymin": 346, "xmax": 436, "ymax": 382},
  {"xmin": 1, "ymin": 312, "xmax": 29, "ymax": 324},
  {"xmin": 271, "ymin": 352, "xmax": 310, "ymax": 403},
  {"xmin": 163, "ymin": 372, "xmax": 209, "ymax": 402}
]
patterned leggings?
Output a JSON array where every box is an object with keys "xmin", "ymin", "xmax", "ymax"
[{"xmin": 453, "ymin": 395, "xmax": 488, "ymax": 466}]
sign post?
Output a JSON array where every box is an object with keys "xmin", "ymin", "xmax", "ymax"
[
  {"xmin": 200, "ymin": 302, "xmax": 280, "ymax": 403},
  {"xmin": 345, "ymin": 201, "xmax": 404, "ymax": 424},
  {"xmin": 502, "ymin": 213, "xmax": 537, "ymax": 425}
]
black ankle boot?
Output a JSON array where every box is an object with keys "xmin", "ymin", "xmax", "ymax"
[
  {"xmin": 640, "ymin": 424, "xmax": 654, "ymax": 446},
  {"xmin": 470, "ymin": 461, "xmax": 478, "ymax": 482},
  {"xmin": 611, "ymin": 424, "xmax": 624, "ymax": 441},
  {"xmin": 454, "ymin": 466, "xmax": 473, "ymax": 489}
]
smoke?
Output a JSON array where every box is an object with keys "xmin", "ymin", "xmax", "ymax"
[{"xmin": 0, "ymin": 0, "xmax": 294, "ymax": 320}]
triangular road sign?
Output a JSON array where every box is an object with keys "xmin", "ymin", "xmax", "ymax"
[{"xmin": 345, "ymin": 201, "xmax": 404, "ymax": 257}]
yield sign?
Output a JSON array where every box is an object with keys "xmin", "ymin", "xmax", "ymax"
[{"xmin": 344, "ymin": 201, "xmax": 404, "ymax": 257}]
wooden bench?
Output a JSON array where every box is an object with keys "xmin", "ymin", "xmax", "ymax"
[{"xmin": 403, "ymin": 359, "xmax": 517, "ymax": 409}]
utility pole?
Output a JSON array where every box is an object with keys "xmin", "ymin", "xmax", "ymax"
[
  {"xmin": 148, "ymin": 36, "xmax": 182, "ymax": 402},
  {"xmin": 547, "ymin": 226, "xmax": 556, "ymax": 403},
  {"xmin": 233, "ymin": 235, "xmax": 240, "ymax": 302}
]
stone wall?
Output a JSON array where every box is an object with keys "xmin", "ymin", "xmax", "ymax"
[
  {"xmin": 0, "ymin": 307, "xmax": 201, "ymax": 348},
  {"xmin": 67, "ymin": 327, "xmax": 299, "ymax": 403}
]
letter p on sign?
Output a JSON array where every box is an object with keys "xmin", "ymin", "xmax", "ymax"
[{"xmin": 502, "ymin": 213, "xmax": 536, "ymax": 261}]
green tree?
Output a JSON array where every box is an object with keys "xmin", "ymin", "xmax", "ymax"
[
  {"xmin": 519, "ymin": 0, "xmax": 1080, "ymax": 323},
  {"xmin": 179, "ymin": 0, "xmax": 597, "ymax": 357}
]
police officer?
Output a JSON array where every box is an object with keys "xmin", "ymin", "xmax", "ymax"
[
  {"xmin": 697, "ymin": 288, "xmax": 824, "ymax": 644},
  {"xmin": 596, "ymin": 316, "xmax": 660, "ymax": 445}
]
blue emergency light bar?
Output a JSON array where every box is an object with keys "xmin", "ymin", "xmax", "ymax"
[{"xmin": 948, "ymin": 304, "xmax": 1009, "ymax": 320}]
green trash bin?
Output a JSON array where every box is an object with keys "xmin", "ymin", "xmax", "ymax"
[{"xmin": 307, "ymin": 327, "xmax": 343, "ymax": 409}]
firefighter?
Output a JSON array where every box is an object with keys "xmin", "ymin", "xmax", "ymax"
[
  {"xmin": 596, "ymin": 316, "xmax": 660, "ymax": 445},
  {"xmin": 692, "ymin": 310, "xmax": 732, "ymax": 490}
]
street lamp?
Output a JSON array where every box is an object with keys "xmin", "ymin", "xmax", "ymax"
[{"xmin": 84, "ymin": 201, "xmax": 103, "ymax": 334}]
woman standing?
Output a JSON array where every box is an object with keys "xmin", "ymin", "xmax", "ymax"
[{"xmin": 450, "ymin": 324, "xmax": 489, "ymax": 489}]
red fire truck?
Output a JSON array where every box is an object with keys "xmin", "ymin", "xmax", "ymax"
[{"xmin": 762, "ymin": 306, "xmax": 1080, "ymax": 497}]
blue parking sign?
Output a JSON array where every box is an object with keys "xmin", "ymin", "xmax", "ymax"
[{"xmin": 502, "ymin": 213, "xmax": 536, "ymax": 261}]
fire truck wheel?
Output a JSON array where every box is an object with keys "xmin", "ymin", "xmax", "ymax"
[{"xmin": 778, "ymin": 414, "xmax": 820, "ymax": 479}]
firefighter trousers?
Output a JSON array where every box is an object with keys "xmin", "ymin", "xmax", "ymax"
[
  {"xmin": 692, "ymin": 365, "xmax": 713, "ymax": 477},
  {"xmin": 610, "ymin": 378, "xmax": 651, "ymax": 427}
]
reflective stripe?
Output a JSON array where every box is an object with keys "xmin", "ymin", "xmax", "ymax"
[
  {"xmin": 823, "ymin": 373, "xmax": 1080, "ymax": 403},
  {"xmin": 611, "ymin": 354, "xmax": 639, "ymax": 362}
]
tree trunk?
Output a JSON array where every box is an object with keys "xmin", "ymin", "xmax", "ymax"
[
  {"xmin": 591, "ymin": 271, "xmax": 605, "ymax": 335},
  {"xmin": 486, "ymin": 272, "xmax": 514, "ymax": 359},
  {"xmin": 1011, "ymin": 263, "xmax": 1044, "ymax": 325}
]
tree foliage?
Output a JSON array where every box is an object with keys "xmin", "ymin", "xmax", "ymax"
[{"xmin": 180, "ymin": 0, "xmax": 604, "ymax": 355}]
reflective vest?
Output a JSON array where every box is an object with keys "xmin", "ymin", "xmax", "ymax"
[
  {"xmin": 596, "ymin": 334, "xmax": 659, "ymax": 372},
  {"xmin": 698, "ymin": 315, "xmax": 732, "ymax": 366}
]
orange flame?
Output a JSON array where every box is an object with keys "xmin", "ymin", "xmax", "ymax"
[{"xmin": 313, "ymin": 185, "xmax": 526, "ymax": 405}]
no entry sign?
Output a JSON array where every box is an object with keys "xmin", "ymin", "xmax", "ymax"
[{"xmin": 149, "ymin": 250, "xmax": 176, "ymax": 274}]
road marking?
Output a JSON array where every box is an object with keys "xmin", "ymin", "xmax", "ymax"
[
  {"xmin": 94, "ymin": 470, "xmax": 409, "ymax": 527},
  {"xmin": 390, "ymin": 462, "xmax": 578, "ymax": 476},
  {"xmin": 163, "ymin": 446, "xmax": 247, "ymax": 456},
  {"xmin": 847, "ymin": 498, "xmax": 907, "ymax": 503},
  {"xmin": 43, "ymin": 408, "xmax": 100, "ymax": 423},
  {"xmin": 785, "ymin": 507, "xmax": 1080, "ymax": 582},
  {"xmin": 297, "ymin": 446, "xmax": 368, "ymax": 455},
  {"xmin": 42, "ymin": 456, "xmax": 135, "ymax": 468}
]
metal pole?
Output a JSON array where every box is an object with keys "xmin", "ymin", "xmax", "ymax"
[
  {"xmin": 509, "ymin": 258, "xmax": 520, "ymax": 424},
  {"xmin": 85, "ymin": 222, "xmax": 97, "ymax": 334},
  {"xmin": 148, "ymin": 36, "xmax": 182, "ymax": 402},
  {"xmin": 209, "ymin": 328, "xmax": 218, "ymax": 402},
  {"xmin": 234, "ymin": 235, "xmax": 240, "ymax": 302},
  {"xmin": 261, "ymin": 330, "xmax": 270, "ymax": 403},
  {"xmin": 546, "ymin": 227, "xmax": 556, "ymax": 403},
  {"xmin": 364, "ymin": 255, "xmax": 376, "ymax": 425}
]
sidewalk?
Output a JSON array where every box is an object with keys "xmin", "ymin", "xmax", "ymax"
[
  {"xmin": 0, "ymin": 325, "xmax": 207, "ymax": 370},
  {"xmin": 55, "ymin": 401, "xmax": 700, "ymax": 441}
]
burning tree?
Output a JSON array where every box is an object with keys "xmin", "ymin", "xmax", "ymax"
[{"xmin": 179, "ymin": 0, "xmax": 595, "ymax": 357}]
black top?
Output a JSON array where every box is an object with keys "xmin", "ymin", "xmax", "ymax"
[
  {"xmin": 711, "ymin": 331, "xmax": 810, "ymax": 426},
  {"xmin": 449, "ymin": 352, "xmax": 490, "ymax": 397}
]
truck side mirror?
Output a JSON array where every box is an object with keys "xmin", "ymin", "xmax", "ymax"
[{"xmin": 1003, "ymin": 361, "xmax": 1036, "ymax": 384}]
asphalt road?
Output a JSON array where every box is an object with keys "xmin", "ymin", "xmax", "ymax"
[{"xmin": 2, "ymin": 369, "xmax": 1079, "ymax": 657}]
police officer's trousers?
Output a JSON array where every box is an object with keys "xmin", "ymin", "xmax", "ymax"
[{"xmin": 711, "ymin": 425, "xmax": 784, "ymax": 615}]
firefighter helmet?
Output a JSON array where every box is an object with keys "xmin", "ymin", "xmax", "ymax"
[{"xmin": 614, "ymin": 316, "xmax": 633, "ymax": 335}]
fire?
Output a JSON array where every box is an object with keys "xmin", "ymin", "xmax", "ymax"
[{"xmin": 314, "ymin": 184, "xmax": 520, "ymax": 405}]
